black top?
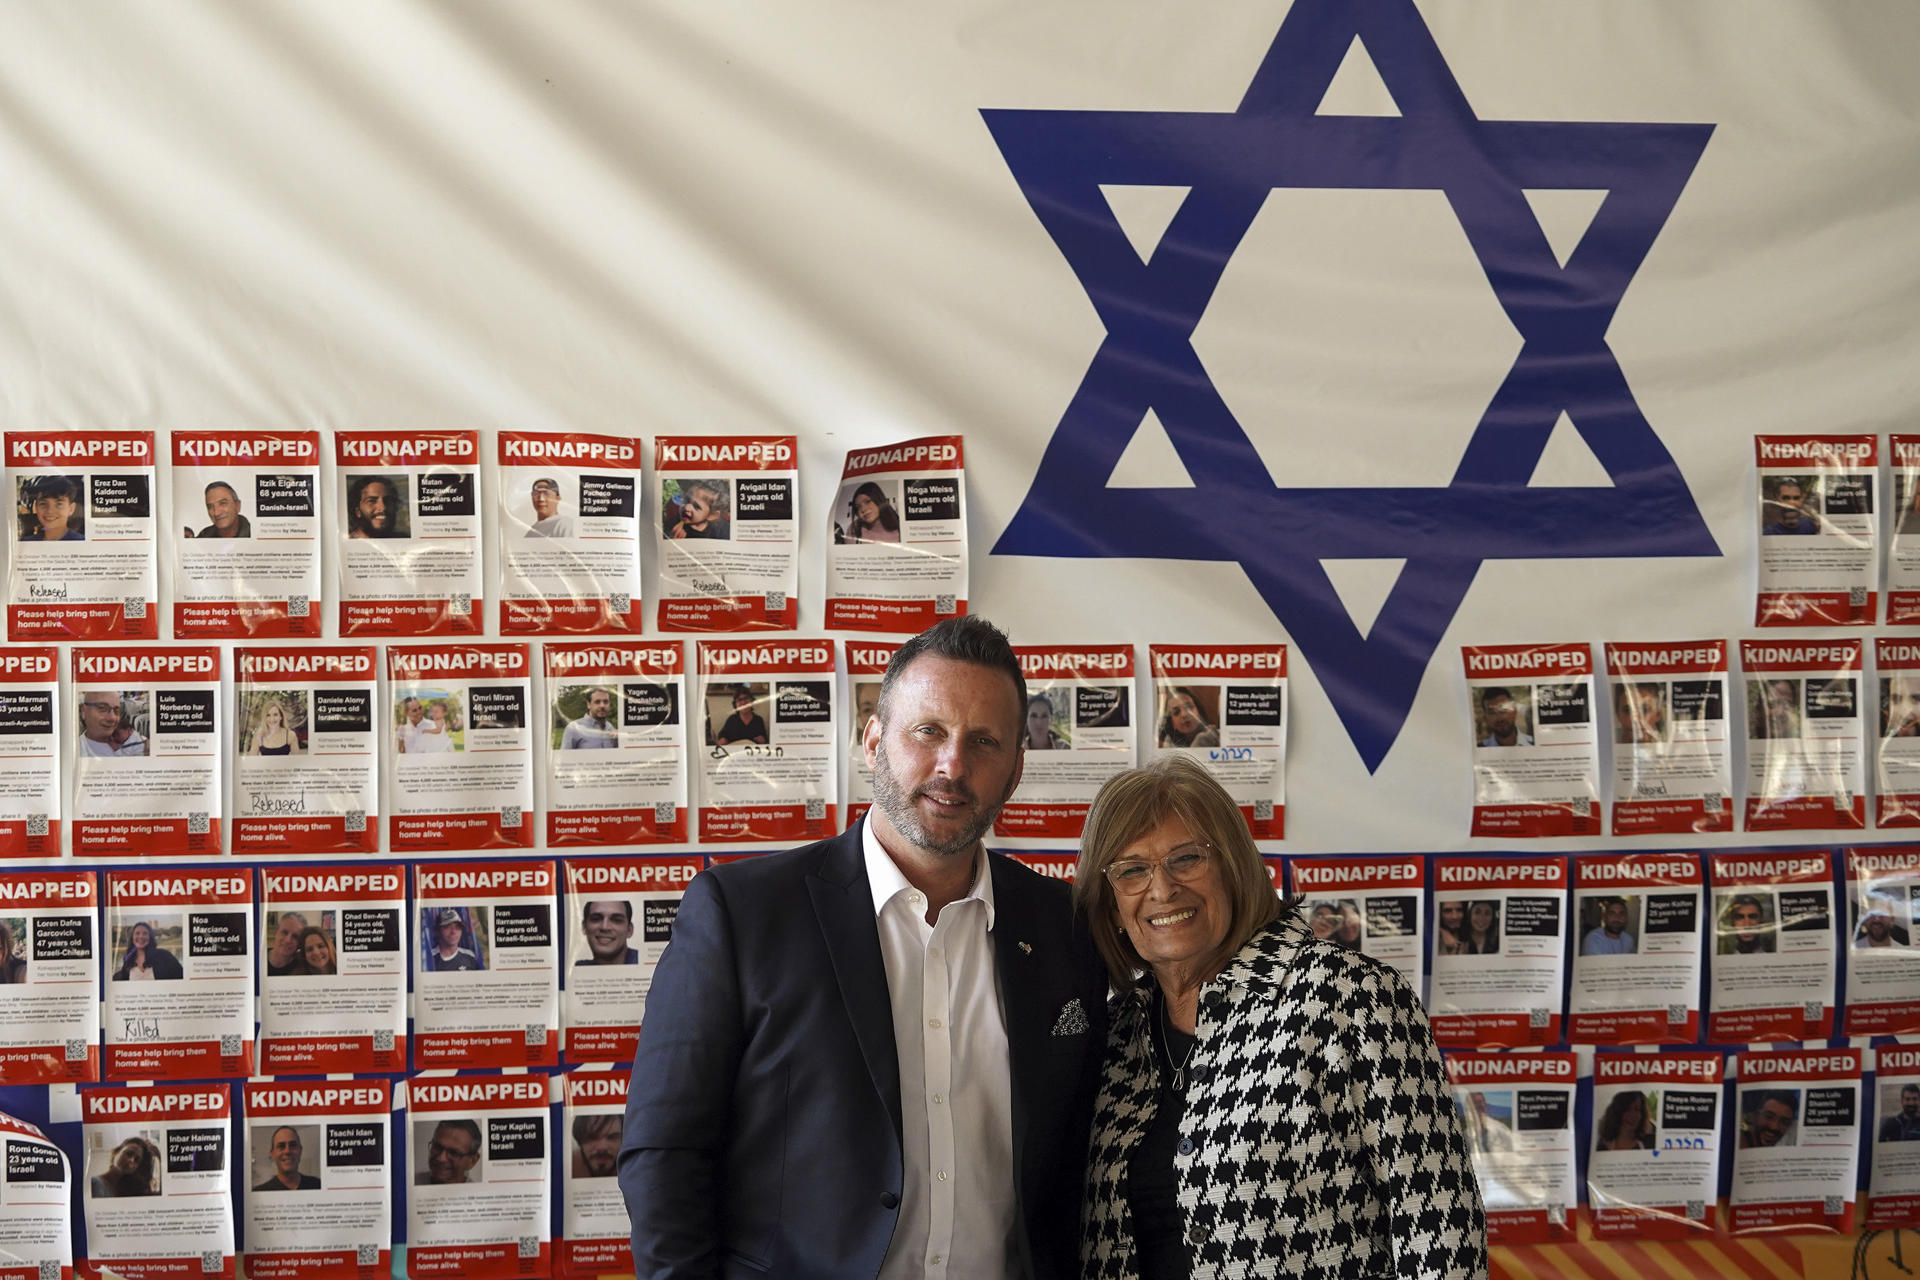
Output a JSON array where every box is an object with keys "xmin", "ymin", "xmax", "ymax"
[{"xmin": 1127, "ymin": 997, "xmax": 1195, "ymax": 1280}]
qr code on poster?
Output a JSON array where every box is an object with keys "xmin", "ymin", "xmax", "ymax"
[
  {"xmin": 220, "ymin": 1034, "xmax": 242, "ymax": 1056},
  {"xmin": 611, "ymin": 593, "xmax": 630, "ymax": 614},
  {"xmin": 373, "ymin": 1029, "xmax": 394, "ymax": 1052},
  {"xmin": 39, "ymin": 1261, "xmax": 59, "ymax": 1280},
  {"xmin": 1852, "ymin": 586, "xmax": 1869, "ymax": 607},
  {"xmin": 356, "ymin": 1245, "xmax": 379, "ymax": 1267},
  {"xmin": 654, "ymin": 801, "xmax": 676, "ymax": 824},
  {"xmin": 1685, "ymin": 1199, "xmax": 1705, "ymax": 1220},
  {"xmin": 188, "ymin": 812, "xmax": 209, "ymax": 835},
  {"xmin": 1825, "ymin": 1195, "xmax": 1845, "ymax": 1215},
  {"xmin": 200, "ymin": 1251, "xmax": 223, "ymax": 1274},
  {"xmin": 765, "ymin": 591, "xmax": 786, "ymax": 612},
  {"xmin": 1529, "ymin": 1008, "xmax": 1550, "ymax": 1029},
  {"xmin": 123, "ymin": 597, "xmax": 147, "ymax": 619},
  {"xmin": 26, "ymin": 813, "xmax": 47, "ymax": 837},
  {"xmin": 525, "ymin": 1024, "xmax": 547, "ymax": 1046},
  {"xmin": 1547, "ymin": 1204, "xmax": 1566, "ymax": 1225},
  {"xmin": 287, "ymin": 594, "xmax": 310, "ymax": 618},
  {"xmin": 935, "ymin": 594, "xmax": 956, "ymax": 615},
  {"xmin": 345, "ymin": 809, "xmax": 367, "ymax": 833},
  {"xmin": 502, "ymin": 805, "xmax": 523, "ymax": 829},
  {"xmin": 806, "ymin": 798, "xmax": 825, "ymax": 821},
  {"xmin": 517, "ymin": 1238, "xmax": 539, "ymax": 1260},
  {"xmin": 1667, "ymin": 1004, "xmax": 1688, "ymax": 1024},
  {"xmin": 65, "ymin": 1038, "xmax": 88, "ymax": 1062},
  {"xmin": 451, "ymin": 593, "xmax": 472, "ymax": 617},
  {"xmin": 1253, "ymin": 800, "xmax": 1274, "ymax": 822},
  {"xmin": 1804, "ymin": 1001, "xmax": 1824, "ymax": 1020},
  {"xmin": 1570, "ymin": 798, "xmax": 1591, "ymax": 818}
]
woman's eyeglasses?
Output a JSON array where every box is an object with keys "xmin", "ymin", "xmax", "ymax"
[{"xmin": 1103, "ymin": 843, "xmax": 1213, "ymax": 894}]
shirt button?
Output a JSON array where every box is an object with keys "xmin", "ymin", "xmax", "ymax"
[
  {"xmin": 879, "ymin": 1191, "xmax": 899, "ymax": 1209},
  {"xmin": 931, "ymin": 1093, "xmax": 944, "ymax": 1105},
  {"xmin": 928, "ymin": 1018, "xmax": 942, "ymax": 1028},
  {"xmin": 909, "ymin": 892, "xmax": 923, "ymax": 905},
  {"xmin": 929, "ymin": 1257, "xmax": 942, "ymax": 1266},
  {"xmin": 936, "ymin": 1170, "xmax": 948, "ymax": 1182},
  {"xmin": 1177, "ymin": 1137, "xmax": 1194, "ymax": 1156},
  {"xmin": 1187, "ymin": 1224, "xmax": 1207, "ymax": 1245},
  {"xmin": 928, "ymin": 946, "xmax": 940, "ymax": 958}
]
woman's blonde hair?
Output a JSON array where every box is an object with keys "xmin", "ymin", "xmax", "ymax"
[{"xmin": 1072, "ymin": 755, "xmax": 1284, "ymax": 990}]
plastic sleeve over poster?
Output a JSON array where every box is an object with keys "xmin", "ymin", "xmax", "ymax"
[
  {"xmin": 4, "ymin": 430, "xmax": 157, "ymax": 642},
  {"xmin": 0, "ymin": 871, "xmax": 100, "ymax": 1084},
  {"xmin": 1754, "ymin": 434, "xmax": 1877, "ymax": 627},
  {"xmin": 1841, "ymin": 846, "xmax": 1920, "ymax": 1035},
  {"xmin": 334, "ymin": 431, "xmax": 483, "ymax": 637},
  {"xmin": 823, "ymin": 435, "xmax": 967, "ymax": 632},
  {"xmin": 1567, "ymin": 853, "xmax": 1703, "ymax": 1045},
  {"xmin": 1148, "ymin": 644, "xmax": 1286, "ymax": 839},
  {"xmin": 71, "ymin": 646, "xmax": 224, "ymax": 857},
  {"xmin": 168, "ymin": 430, "xmax": 322, "ymax": 638},
  {"xmin": 1603, "ymin": 640, "xmax": 1733, "ymax": 835},
  {"xmin": 1873, "ymin": 636, "xmax": 1920, "ymax": 825},
  {"xmin": 694, "ymin": 640, "xmax": 837, "ymax": 843},
  {"xmin": 1285, "ymin": 856, "xmax": 1422, "ymax": 992},
  {"xmin": 257, "ymin": 867, "xmax": 408, "ymax": 1075},
  {"xmin": 654, "ymin": 436, "xmax": 798, "ymax": 631},
  {"xmin": 998, "ymin": 645, "xmax": 1137, "ymax": 840},
  {"xmin": 843, "ymin": 641, "xmax": 899, "ymax": 828},
  {"xmin": 496, "ymin": 431, "xmax": 643, "ymax": 634},
  {"xmin": 1461, "ymin": 644, "xmax": 1600, "ymax": 838},
  {"xmin": 1706, "ymin": 850, "xmax": 1836, "ymax": 1042},
  {"xmin": 241, "ymin": 1080, "xmax": 391, "ymax": 1280},
  {"xmin": 385, "ymin": 644, "xmax": 534, "ymax": 853},
  {"xmin": 1445, "ymin": 1052, "xmax": 1577, "ymax": 1246},
  {"xmin": 410, "ymin": 861, "xmax": 558, "ymax": 1070},
  {"xmin": 561, "ymin": 856, "xmax": 698, "ymax": 1063},
  {"xmin": 0, "ymin": 1111, "xmax": 71, "ymax": 1280},
  {"xmin": 234, "ymin": 646, "xmax": 379, "ymax": 855},
  {"xmin": 79, "ymin": 1084, "xmax": 234, "ymax": 1280},
  {"xmin": 405, "ymin": 1075, "xmax": 551, "ymax": 1280},
  {"xmin": 101, "ymin": 871, "xmax": 254, "ymax": 1081},
  {"xmin": 558, "ymin": 1072, "xmax": 631, "ymax": 1280},
  {"xmin": 1429, "ymin": 856, "xmax": 1566, "ymax": 1048},
  {"xmin": 543, "ymin": 642, "xmax": 689, "ymax": 847},
  {"xmin": 1587, "ymin": 1052, "xmax": 1723, "ymax": 1239},
  {"xmin": 0, "ymin": 646, "xmax": 60, "ymax": 859},
  {"xmin": 1730, "ymin": 1048, "xmax": 1861, "ymax": 1235},
  {"xmin": 1740, "ymin": 639, "xmax": 1866, "ymax": 831},
  {"xmin": 1886, "ymin": 434, "xmax": 1920, "ymax": 624},
  {"xmin": 1868, "ymin": 1045, "xmax": 1920, "ymax": 1229}
]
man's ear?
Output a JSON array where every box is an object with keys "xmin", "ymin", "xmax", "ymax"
[{"xmin": 862, "ymin": 710, "xmax": 884, "ymax": 770}]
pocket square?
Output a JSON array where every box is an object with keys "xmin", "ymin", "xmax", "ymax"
[{"xmin": 1050, "ymin": 998, "xmax": 1089, "ymax": 1037}]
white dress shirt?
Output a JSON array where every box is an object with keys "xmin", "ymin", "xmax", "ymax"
[{"xmin": 863, "ymin": 821, "xmax": 1017, "ymax": 1280}]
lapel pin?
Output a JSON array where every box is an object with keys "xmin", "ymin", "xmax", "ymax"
[{"xmin": 1018, "ymin": 941, "xmax": 1033, "ymax": 954}]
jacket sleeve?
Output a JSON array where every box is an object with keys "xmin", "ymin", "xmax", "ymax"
[
  {"xmin": 619, "ymin": 870, "xmax": 743, "ymax": 1280},
  {"xmin": 1340, "ymin": 965, "xmax": 1489, "ymax": 1280}
]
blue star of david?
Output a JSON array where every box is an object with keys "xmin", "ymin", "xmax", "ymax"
[{"xmin": 983, "ymin": 0, "xmax": 1719, "ymax": 772}]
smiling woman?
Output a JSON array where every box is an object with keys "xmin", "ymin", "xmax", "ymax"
[{"xmin": 1072, "ymin": 756, "xmax": 1486, "ymax": 1280}]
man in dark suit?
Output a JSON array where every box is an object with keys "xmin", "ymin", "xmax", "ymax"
[{"xmin": 621, "ymin": 616, "xmax": 1107, "ymax": 1280}]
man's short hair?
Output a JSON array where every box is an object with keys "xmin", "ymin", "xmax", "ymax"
[
  {"xmin": 205, "ymin": 481, "xmax": 239, "ymax": 502},
  {"xmin": 1756, "ymin": 1089, "xmax": 1798, "ymax": 1116},
  {"xmin": 432, "ymin": 1118, "xmax": 482, "ymax": 1147},
  {"xmin": 586, "ymin": 687, "xmax": 613, "ymax": 702},
  {"xmin": 877, "ymin": 616, "xmax": 1027, "ymax": 732},
  {"xmin": 1598, "ymin": 896, "xmax": 1626, "ymax": 911},
  {"xmin": 270, "ymin": 1125, "xmax": 301, "ymax": 1146},
  {"xmin": 582, "ymin": 899, "xmax": 634, "ymax": 926},
  {"xmin": 31, "ymin": 475, "xmax": 76, "ymax": 503},
  {"xmin": 1481, "ymin": 686, "xmax": 1514, "ymax": 704},
  {"xmin": 571, "ymin": 1114, "xmax": 620, "ymax": 1145}
]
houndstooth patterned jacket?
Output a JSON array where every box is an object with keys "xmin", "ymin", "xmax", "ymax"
[{"xmin": 1082, "ymin": 912, "xmax": 1488, "ymax": 1280}]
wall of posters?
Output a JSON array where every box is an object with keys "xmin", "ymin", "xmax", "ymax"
[
  {"xmin": 654, "ymin": 435, "xmax": 798, "ymax": 632},
  {"xmin": 1445, "ymin": 1051, "xmax": 1577, "ymax": 1246},
  {"xmin": 405, "ymin": 1076, "xmax": 551, "ymax": 1280},
  {"xmin": 410, "ymin": 860, "xmax": 558, "ymax": 1070},
  {"xmin": 694, "ymin": 639, "xmax": 837, "ymax": 843},
  {"xmin": 167, "ymin": 430, "xmax": 321, "ymax": 638},
  {"xmin": 80, "ymin": 1084, "xmax": 234, "ymax": 1280},
  {"xmin": 1430, "ymin": 856, "xmax": 1566, "ymax": 1048},
  {"xmin": 233, "ymin": 646, "xmax": 379, "ymax": 855},
  {"xmin": 1755, "ymin": 434, "xmax": 1877, "ymax": 627},
  {"xmin": 1706, "ymin": 850, "xmax": 1836, "ymax": 1043},
  {"xmin": 334, "ymin": 430, "xmax": 483, "ymax": 637},
  {"xmin": 4, "ymin": 431, "xmax": 157, "ymax": 643},
  {"xmin": 1462, "ymin": 644, "xmax": 1600, "ymax": 838},
  {"xmin": 70, "ymin": 646, "xmax": 223, "ymax": 857},
  {"xmin": 823, "ymin": 436, "xmax": 967, "ymax": 632},
  {"xmin": 1730, "ymin": 1048, "xmax": 1861, "ymax": 1235},
  {"xmin": 241, "ymin": 1080, "xmax": 391, "ymax": 1280},
  {"xmin": 1604, "ymin": 640, "xmax": 1733, "ymax": 835},
  {"xmin": 386, "ymin": 644, "xmax": 534, "ymax": 853},
  {"xmin": 543, "ymin": 641, "xmax": 688, "ymax": 847},
  {"xmin": 1588, "ymin": 1052, "xmax": 1723, "ymax": 1239},
  {"xmin": 257, "ymin": 867, "xmax": 407, "ymax": 1075},
  {"xmin": 1741, "ymin": 639, "xmax": 1866, "ymax": 831},
  {"xmin": 495, "ymin": 431, "xmax": 642, "ymax": 634},
  {"xmin": 102, "ymin": 870, "xmax": 252, "ymax": 1081},
  {"xmin": 1568, "ymin": 853, "xmax": 1703, "ymax": 1045}
]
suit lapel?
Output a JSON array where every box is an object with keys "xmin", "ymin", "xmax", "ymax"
[
  {"xmin": 990, "ymin": 855, "xmax": 1054, "ymax": 1192},
  {"xmin": 808, "ymin": 827, "xmax": 904, "ymax": 1142}
]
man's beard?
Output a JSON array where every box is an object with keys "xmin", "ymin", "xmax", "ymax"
[{"xmin": 869, "ymin": 740, "xmax": 1010, "ymax": 857}]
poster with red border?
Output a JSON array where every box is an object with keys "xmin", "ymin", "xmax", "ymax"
[
  {"xmin": 694, "ymin": 639, "xmax": 837, "ymax": 843},
  {"xmin": 234, "ymin": 646, "xmax": 379, "ymax": 855},
  {"xmin": 1444, "ymin": 1051, "xmax": 1577, "ymax": 1245},
  {"xmin": 998, "ymin": 645, "xmax": 1136, "ymax": 840},
  {"xmin": 1149, "ymin": 644, "xmax": 1286, "ymax": 839},
  {"xmin": 562, "ymin": 856, "xmax": 700, "ymax": 1063},
  {"xmin": 79, "ymin": 1084, "xmax": 234, "ymax": 1280},
  {"xmin": 386, "ymin": 643, "xmax": 534, "ymax": 852},
  {"xmin": 71, "ymin": 646, "xmax": 224, "ymax": 857},
  {"xmin": 1286, "ymin": 856, "xmax": 1422, "ymax": 992},
  {"xmin": 1603, "ymin": 640, "xmax": 1733, "ymax": 835},
  {"xmin": 1867, "ymin": 1045, "xmax": 1920, "ymax": 1229},
  {"xmin": 168, "ymin": 429, "xmax": 322, "ymax": 638},
  {"xmin": 1005, "ymin": 852, "xmax": 1078, "ymax": 884},
  {"xmin": 1874, "ymin": 636, "xmax": 1920, "ymax": 826},
  {"xmin": 4, "ymin": 429, "xmax": 157, "ymax": 641},
  {"xmin": 1461, "ymin": 644, "xmax": 1600, "ymax": 837},
  {"xmin": 1755, "ymin": 434, "xmax": 1877, "ymax": 626},
  {"xmin": 258, "ymin": 866, "xmax": 407, "ymax": 1074},
  {"xmin": 1429, "ymin": 856, "xmax": 1566, "ymax": 1048},
  {"xmin": 405, "ymin": 1075, "xmax": 552, "ymax": 1280},
  {"xmin": 102, "ymin": 870, "xmax": 254, "ymax": 1081},
  {"xmin": 1841, "ymin": 846, "xmax": 1920, "ymax": 1035},
  {"xmin": 544, "ymin": 641, "xmax": 688, "ymax": 847},
  {"xmin": 496, "ymin": 431, "xmax": 643, "ymax": 634},
  {"xmin": 0, "ymin": 1110, "xmax": 70, "ymax": 1280},
  {"xmin": 1706, "ymin": 850, "xmax": 1836, "ymax": 1043},
  {"xmin": 1568, "ymin": 853, "xmax": 1703, "ymax": 1045},
  {"xmin": 411, "ymin": 860, "xmax": 558, "ymax": 1069},
  {"xmin": 654, "ymin": 435, "xmax": 798, "ymax": 631},
  {"xmin": 823, "ymin": 436, "xmax": 967, "ymax": 632},
  {"xmin": 0, "ymin": 646, "xmax": 59, "ymax": 859},
  {"xmin": 334, "ymin": 430, "xmax": 482, "ymax": 636},
  {"xmin": 1730, "ymin": 1048, "xmax": 1861, "ymax": 1235},
  {"xmin": 1887, "ymin": 434, "xmax": 1920, "ymax": 624},
  {"xmin": 558, "ymin": 1071, "xmax": 630, "ymax": 1279},
  {"xmin": 1740, "ymin": 639, "xmax": 1866, "ymax": 831},
  {"xmin": 1587, "ymin": 1052, "xmax": 1723, "ymax": 1239},
  {"xmin": 844, "ymin": 640, "xmax": 899, "ymax": 828},
  {"xmin": 0, "ymin": 870, "xmax": 99, "ymax": 1083},
  {"xmin": 241, "ymin": 1080, "xmax": 391, "ymax": 1280}
]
